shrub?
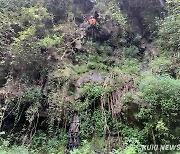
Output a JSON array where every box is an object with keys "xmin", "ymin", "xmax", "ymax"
[
  {"xmin": 121, "ymin": 59, "xmax": 141, "ymax": 74},
  {"xmin": 39, "ymin": 35, "xmax": 63, "ymax": 49},
  {"xmin": 151, "ymin": 57, "xmax": 172, "ymax": 74},
  {"xmin": 31, "ymin": 130, "xmax": 67, "ymax": 153},
  {"xmin": 139, "ymin": 75, "xmax": 180, "ymax": 117},
  {"xmin": 137, "ymin": 74, "xmax": 180, "ymax": 143},
  {"xmin": 81, "ymin": 83, "xmax": 103, "ymax": 101},
  {"xmin": 92, "ymin": 108, "xmax": 104, "ymax": 137},
  {"xmin": 154, "ymin": 0, "xmax": 180, "ymax": 51},
  {"xmin": 70, "ymin": 140, "xmax": 96, "ymax": 154},
  {"xmin": 79, "ymin": 111, "xmax": 94, "ymax": 140},
  {"xmin": 121, "ymin": 46, "xmax": 139, "ymax": 58},
  {"xmin": 87, "ymin": 54, "xmax": 108, "ymax": 71}
]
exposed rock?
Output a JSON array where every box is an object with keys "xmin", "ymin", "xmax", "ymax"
[
  {"xmin": 141, "ymin": 38, "xmax": 160, "ymax": 57},
  {"xmin": 73, "ymin": 0, "xmax": 94, "ymax": 14},
  {"xmin": 0, "ymin": 79, "xmax": 24, "ymax": 108},
  {"xmin": 74, "ymin": 39, "xmax": 82, "ymax": 49},
  {"xmin": 76, "ymin": 71, "xmax": 102, "ymax": 88},
  {"xmin": 122, "ymin": 0, "xmax": 165, "ymax": 37}
]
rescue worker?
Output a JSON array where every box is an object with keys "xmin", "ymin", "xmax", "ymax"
[
  {"xmin": 78, "ymin": 15, "xmax": 98, "ymax": 46},
  {"xmin": 88, "ymin": 16, "xmax": 96, "ymax": 26},
  {"xmin": 87, "ymin": 16, "xmax": 97, "ymax": 41}
]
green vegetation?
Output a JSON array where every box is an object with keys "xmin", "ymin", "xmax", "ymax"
[
  {"xmin": 39, "ymin": 35, "xmax": 63, "ymax": 49},
  {"xmin": 155, "ymin": 0, "xmax": 180, "ymax": 51},
  {"xmin": 0, "ymin": 0, "xmax": 179, "ymax": 153}
]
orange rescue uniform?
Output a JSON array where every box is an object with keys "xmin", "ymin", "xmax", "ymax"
[{"xmin": 88, "ymin": 18, "xmax": 96, "ymax": 26}]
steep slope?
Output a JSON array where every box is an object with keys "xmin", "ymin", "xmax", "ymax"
[{"xmin": 0, "ymin": 0, "xmax": 179, "ymax": 153}]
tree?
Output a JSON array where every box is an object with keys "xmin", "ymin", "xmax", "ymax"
[{"xmin": 155, "ymin": 0, "xmax": 180, "ymax": 51}]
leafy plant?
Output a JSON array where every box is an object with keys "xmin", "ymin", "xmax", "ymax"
[
  {"xmin": 121, "ymin": 59, "xmax": 141, "ymax": 74},
  {"xmin": 92, "ymin": 108, "xmax": 104, "ymax": 137},
  {"xmin": 79, "ymin": 111, "xmax": 94, "ymax": 140},
  {"xmin": 81, "ymin": 83, "xmax": 103, "ymax": 101},
  {"xmin": 151, "ymin": 57, "xmax": 172, "ymax": 74},
  {"xmin": 137, "ymin": 74, "xmax": 180, "ymax": 143},
  {"xmin": 109, "ymin": 0, "xmax": 127, "ymax": 28},
  {"xmin": 31, "ymin": 130, "xmax": 67, "ymax": 154},
  {"xmin": 154, "ymin": 0, "xmax": 180, "ymax": 51},
  {"xmin": 39, "ymin": 35, "xmax": 63, "ymax": 48},
  {"xmin": 70, "ymin": 140, "xmax": 96, "ymax": 154},
  {"xmin": 121, "ymin": 46, "xmax": 139, "ymax": 58}
]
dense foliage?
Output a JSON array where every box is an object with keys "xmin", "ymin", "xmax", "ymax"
[
  {"xmin": 0, "ymin": 0, "xmax": 179, "ymax": 153},
  {"xmin": 155, "ymin": 0, "xmax": 180, "ymax": 51}
]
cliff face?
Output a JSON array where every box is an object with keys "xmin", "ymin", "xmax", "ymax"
[
  {"xmin": 0, "ymin": 0, "xmax": 165, "ymax": 129},
  {"xmin": 0, "ymin": 0, "xmax": 162, "ymax": 133},
  {"xmin": 71, "ymin": 0, "xmax": 165, "ymax": 40},
  {"xmin": 0, "ymin": 0, "xmax": 179, "ymax": 153},
  {"xmin": 121, "ymin": 0, "xmax": 165, "ymax": 37},
  {"xmin": 73, "ymin": 0, "xmax": 94, "ymax": 13}
]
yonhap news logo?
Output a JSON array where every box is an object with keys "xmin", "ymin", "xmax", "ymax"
[{"xmin": 141, "ymin": 144, "xmax": 180, "ymax": 151}]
